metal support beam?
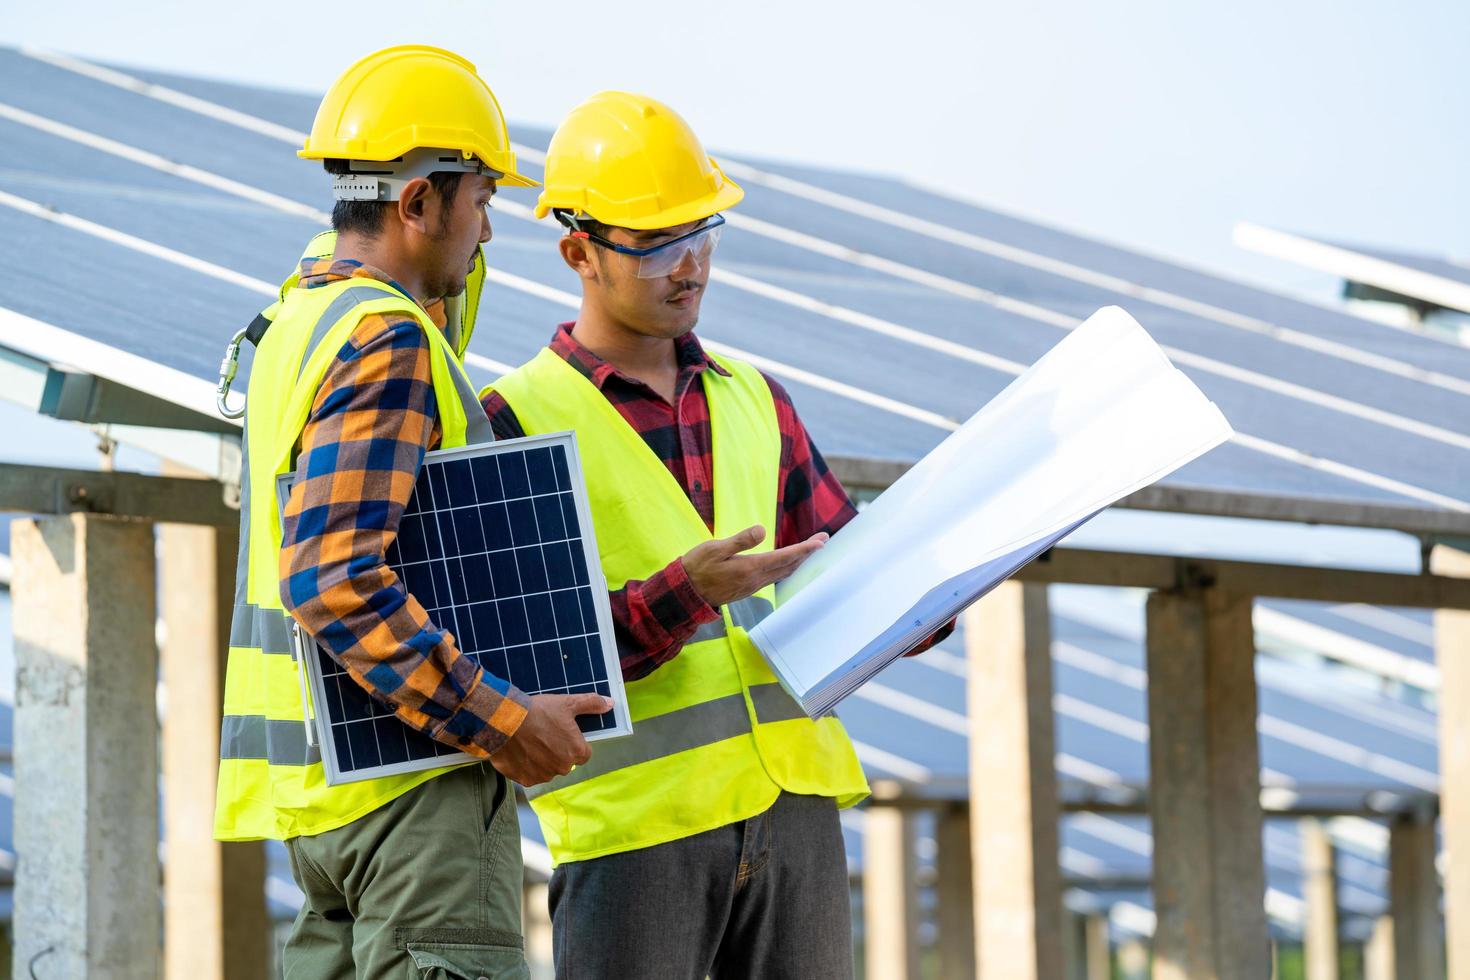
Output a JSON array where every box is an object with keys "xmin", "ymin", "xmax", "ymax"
[
  {"xmin": 966, "ymin": 582, "xmax": 1064, "ymax": 979},
  {"xmin": 1438, "ymin": 544, "xmax": 1470, "ymax": 980},
  {"xmin": 934, "ymin": 806, "xmax": 975, "ymax": 979},
  {"xmin": 862, "ymin": 806, "xmax": 920, "ymax": 979},
  {"xmin": 870, "ymin": 773, "xmax": 1438, "ymax": 819},
  {"xmin": 827, "ymin": 454, "xmax": 1470, "ymax": 540},
  {"xmin": 1301, "ymin": 818, "xmax": 1339, "ymax": 980},
  {"xmin": 18, "ymin": 460, "xmax": 1468, "ymax": 605},
  {"xmin": 91, "ymin": 423, "xmax": 243, "ymax": 491},
  {"xmin": 1389, "ymin": 811, "xmax": 1444, "ymax": 979},
  {"xmin": 1146, "ymin": 588, "xmax": 1269, "ymax": 979},
  {"xmin": 160, "ymin": 517, "xmax": 268, "ymax": 979},
  {"xmin": 42, "ymin": 367, "xmax": 240, "ymax": 434},
  {"xmin": 12, "ymin": 515, "xmax": 160, "ymax": 977},
  {"xmin": 0, "ymin": 462, "xmax": 237, "ymax": 526},
  {"xmin": 1114, "ymin": 484, "xmax": 1470, "ymax": 538},
  {"xmin": 1022, "ymin": 547, "xmax": 1470, "ymax": 610}
]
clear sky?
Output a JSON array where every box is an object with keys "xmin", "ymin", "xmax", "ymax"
[{"xmin": 5, "ymin": 0, "xmax": 1466, "ymax": 298}]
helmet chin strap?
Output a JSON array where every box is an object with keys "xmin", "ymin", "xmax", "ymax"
[{"xmin": 332, "ymin": 146, "xmax": 503, "ymax": 202}]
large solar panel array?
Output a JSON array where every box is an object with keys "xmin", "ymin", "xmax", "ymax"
[
  {"xmin": 279, "ymin": 432, "xmax": 630, "ymax": 784},
  {"xmin": 0, "ymin": 45, "xmax": 1465, "ymax": 935}
]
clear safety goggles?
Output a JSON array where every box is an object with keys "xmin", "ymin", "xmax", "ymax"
[{"xmin": 571, "ymin": 214, "xmax": 725, "ymax": 279}]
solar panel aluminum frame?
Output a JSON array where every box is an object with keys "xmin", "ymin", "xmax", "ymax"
[{"xmin": 275, "ymin": 430, "xmax": 632, "ymax": 786}]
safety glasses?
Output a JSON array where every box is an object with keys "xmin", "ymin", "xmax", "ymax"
[{"xmin": 572, "ymin": 214, "xmax": 725, "ymax": 279}]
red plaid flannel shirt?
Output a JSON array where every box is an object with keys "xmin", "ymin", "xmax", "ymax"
[{"xmin": 482, "ymin": 324, "xmax": 949, "ymax": 682}]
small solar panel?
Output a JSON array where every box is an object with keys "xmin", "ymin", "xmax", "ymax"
[{"xmin": 277, "ymin": 431, "xmax": 631, "ymax": 785}]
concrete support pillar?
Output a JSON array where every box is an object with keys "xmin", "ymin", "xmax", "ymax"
[
  {"xmin": 1063, "ymin": 908, "xmax": 1082, "ymax": 979},
  {"xmin": 1365, "ymin": 914, "xmax": 1395, "ymax": 980},
  {"xmin": 1083, "ymin": 914, "xmax": 1111, "ymax": 980},
  {"xmin": 1145, "ymin": 588, "xmax": 1269, "ymax": 980},
  {"xmin": 1389, "ymin": 811, "xmax": 1444, "ymax": 979},
  {"xmin": 1434, "ymin": 544, "xmax": 1470, "ymax": 980},
  {"xmin": 862, "ymin": 806, "xmax": 920, "ymax": 980},
  {"xmin": 1117, "ymin": 937, "xmax": 1150, "ymax": 980},
  {"xmin": 934, "ymin": 805, "xmax": 976, "ymax": 979},
  {"xmin": 522, "ymin": 880, "xmax": 553, "ymax": 980},
  {"xmin": 1301, "ymin": 818, "xmax": 1339, "ymax": 980},
  {"xmin": 1064, "ymin": 910, "xmax": 1111, "ymax": 980},
  {"xmin": 160, "ymin": 519, "xmax": 269, "ymax": 979},
  {"xmin": 965, "ymin": 581, "xmax": 1063, "ymax": 979},
  {"xmin": 12, "ymin": 515, "xmax": 160, "ymax": 978}
]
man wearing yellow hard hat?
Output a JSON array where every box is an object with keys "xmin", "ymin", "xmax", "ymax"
[
  {"xmin": 212, "ymin": 46, "xmax": 608, "ymax": 978},
  {"xmin": 482, "ymin": 92, "xmax": 948, "ymax": 978}
]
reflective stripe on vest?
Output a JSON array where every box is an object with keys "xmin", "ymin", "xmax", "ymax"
[
  {"xmin": 228, "ymin": 602, "xmax": 293, "ymax": 655},
  {"xmin": 219, "ymin": 715, "xmax": 322, "ymax": 766},
  {"xmin": 523, "ymin": 679, "xmax": 811, "ymax": 799},
  {"xmin": 486, "ymin": 347, "xmax": 868, "ymax": 865},
  {"xmin": 214, "ymin": 277, "xmax": 489, "ymax": 842}
]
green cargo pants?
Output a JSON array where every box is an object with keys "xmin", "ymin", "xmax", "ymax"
[{"xmin": 283, "ymin": 762, "xmax": 529, "ymax": 979}]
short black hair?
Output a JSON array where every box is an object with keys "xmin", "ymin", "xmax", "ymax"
[{"xmin": 324, "ymin": 160, "xmax": 465, "ymax": 237}]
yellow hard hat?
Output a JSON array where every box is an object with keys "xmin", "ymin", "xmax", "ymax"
[
  {"xmin": 301, "ymin": 45, "xmax": 537, "ymax": 188},
  {"xmin": 535, "ymin": 91, "xmax": 742, "ymax": 230}
]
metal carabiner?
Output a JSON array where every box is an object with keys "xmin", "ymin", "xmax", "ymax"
[{"xmin": 216, "ymin": 325, "xmax": 249, "ymax": 419}]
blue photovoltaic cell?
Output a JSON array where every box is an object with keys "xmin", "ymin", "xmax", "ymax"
[{"xmin": 302, "ymin": 436, "xmax": 624, "ymax": 781}]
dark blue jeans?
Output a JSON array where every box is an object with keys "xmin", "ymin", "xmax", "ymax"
[{"xmin": 548, "ymin": 791, "xmax": 854, "ymax": 979}]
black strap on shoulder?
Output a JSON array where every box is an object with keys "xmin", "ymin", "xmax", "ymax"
[{"xmin": 244, "ymin": 311, "xmax": 273, "ymax": 347}]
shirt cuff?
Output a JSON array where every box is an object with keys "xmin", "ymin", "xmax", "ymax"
[
  {"xmin": 652, "ymin": 557, "xmax": 721, "ymax": 641},
  {"xmin": 904, "ymin": 617, "xmax": 958, "ymax": 656},
  {"xmin": 443, "ymin": 673, "xmax": 532, "ymax": 758}
]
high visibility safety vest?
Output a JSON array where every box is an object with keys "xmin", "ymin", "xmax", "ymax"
[
  {"xmin": 485, "ymin": 347, "xmax": 869, "ymax": 866},
  {"xmin": 213, "ymin": 268, "xmax": 494, "ymax": 841}
]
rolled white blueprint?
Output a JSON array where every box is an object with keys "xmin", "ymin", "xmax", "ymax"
[{"xmin": 749, "ymin": 306, "xmax": 1233, "ymax": 716}]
